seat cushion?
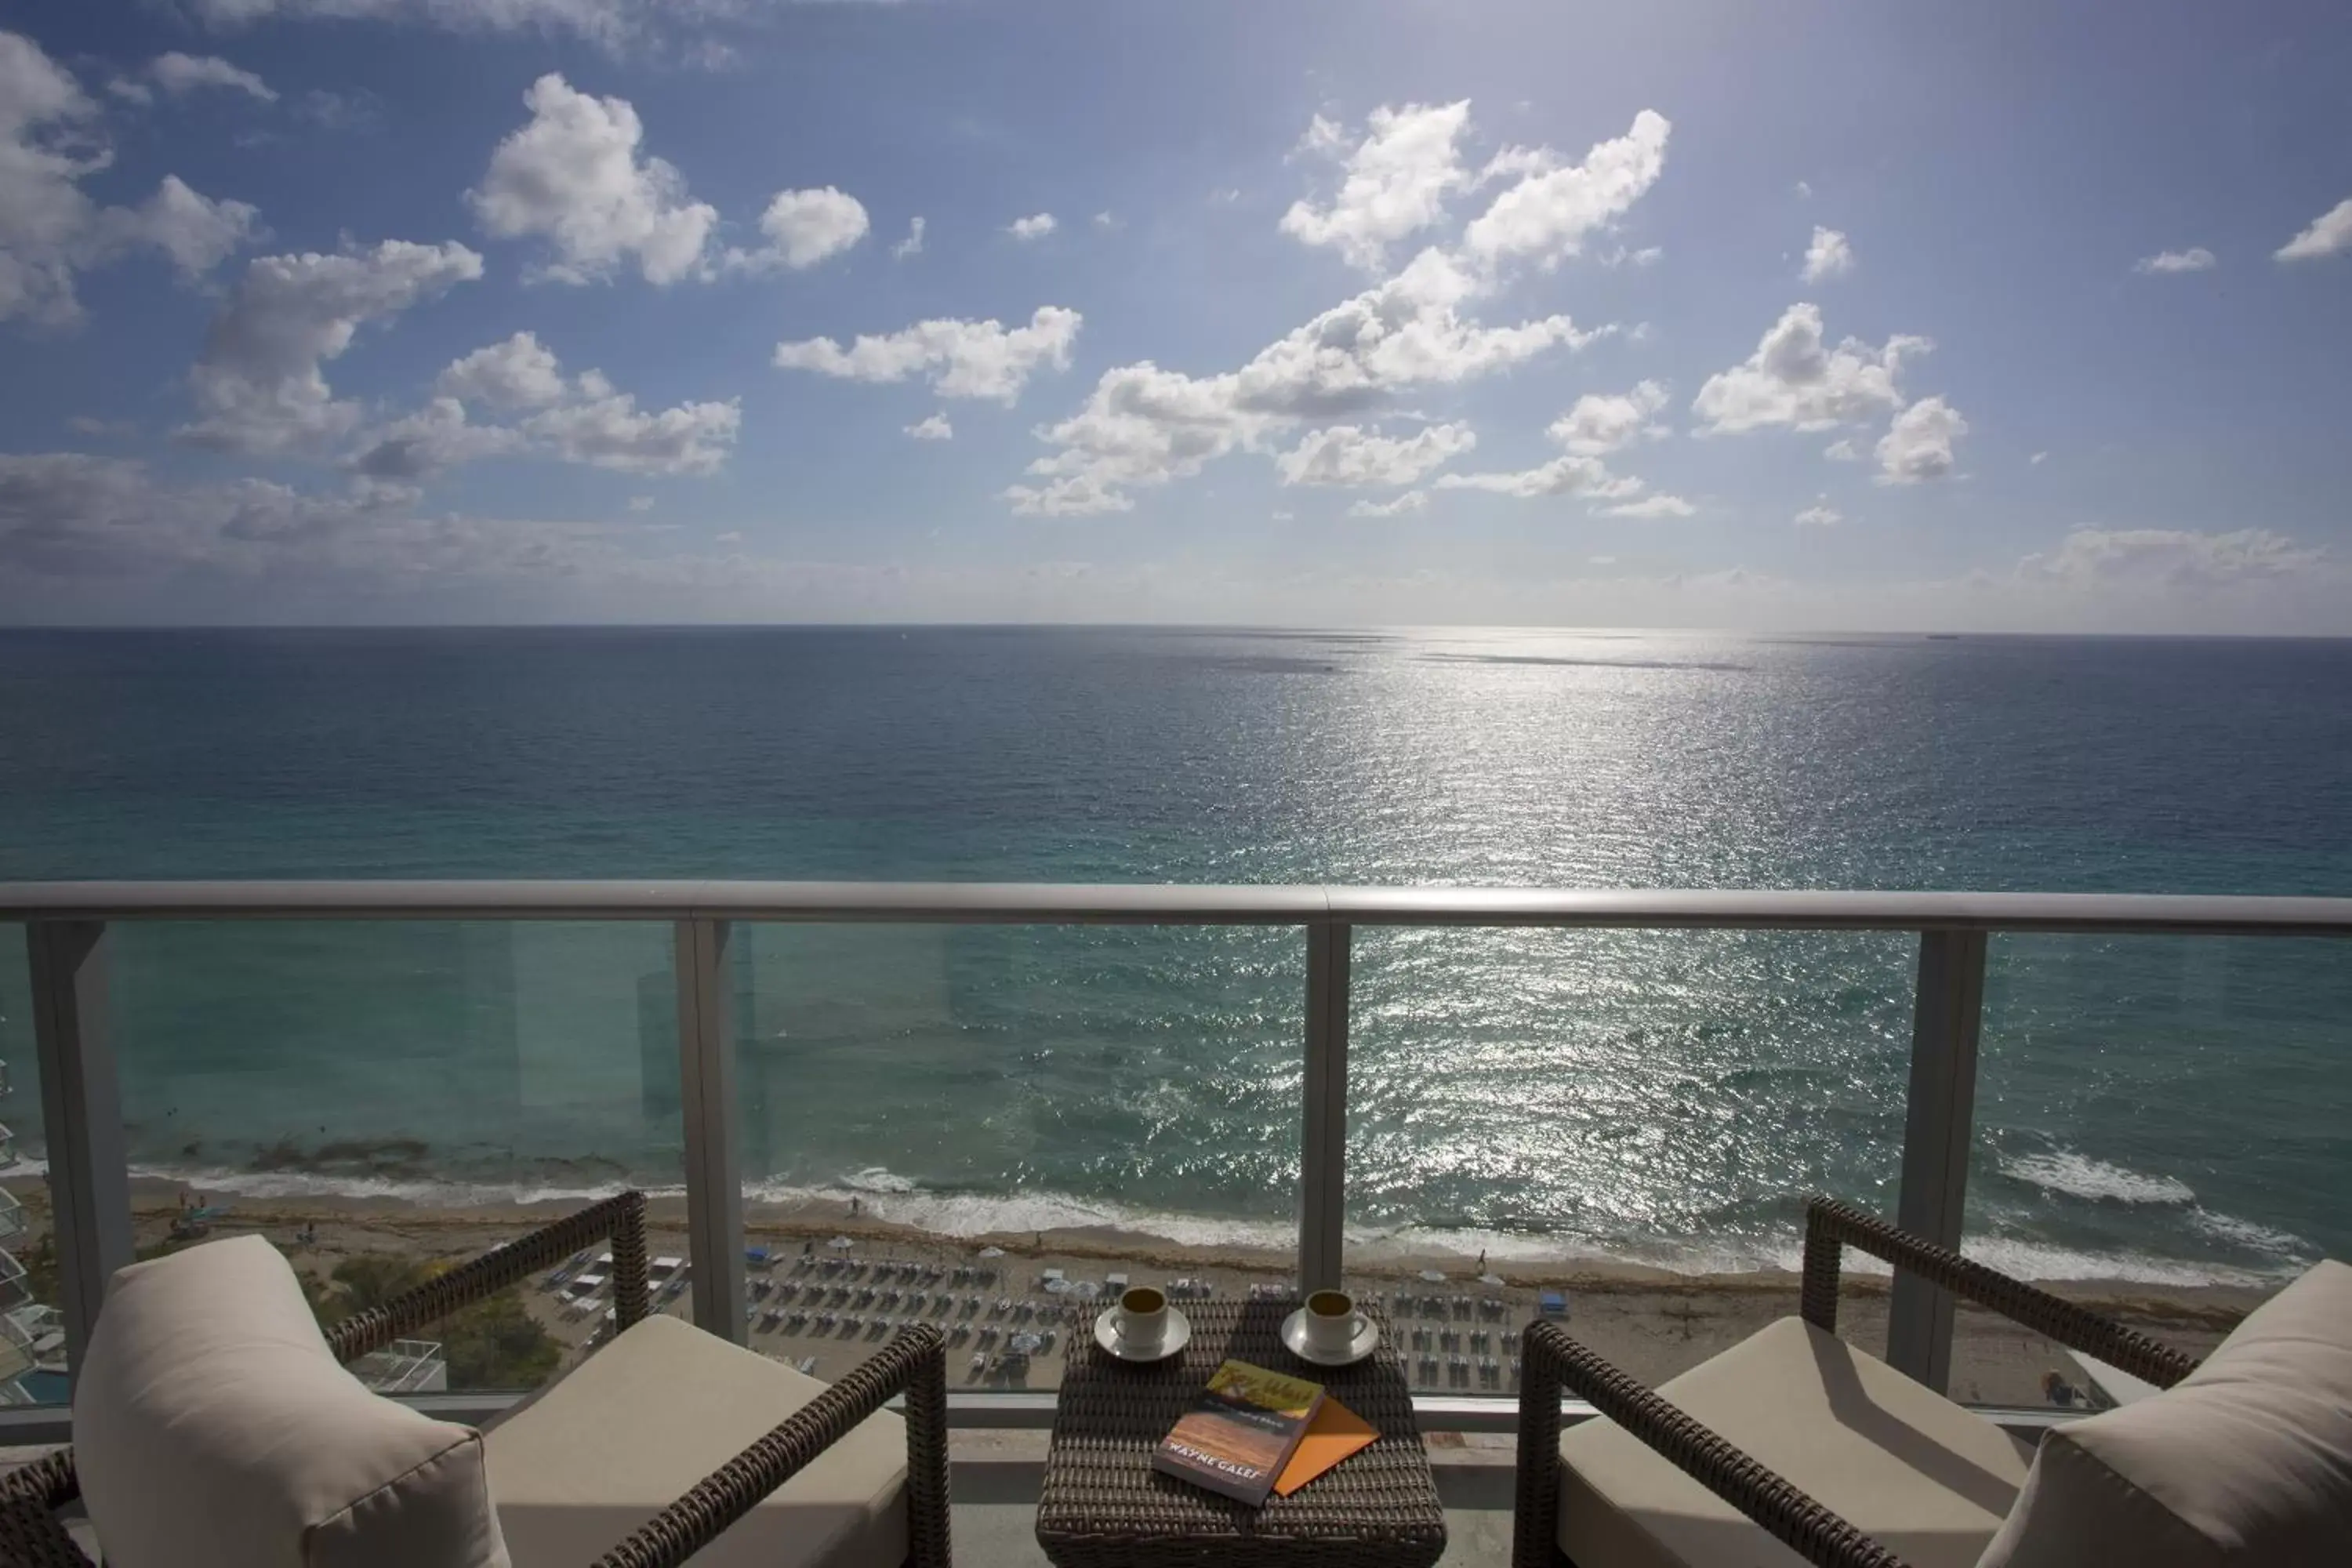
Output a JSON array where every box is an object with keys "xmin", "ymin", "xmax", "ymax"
[
  {"xmin": 74, "ymin": 1234, "xmax": 509, "ymax": 1568},
  {"xmin": 1979, "ymin": 1258, "xmax": 2352, "ymax": 1567},
  {"xmin": 1557, "ymin": 1317, "xmax": 2034, "ymax": 1568},
  {"xmin": 482, "ymin": 1313, "xmax": 908, "ymax": 1568}
]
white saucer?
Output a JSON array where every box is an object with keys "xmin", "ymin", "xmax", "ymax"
[
  {"xmin": 1094, "ymin": 1305, "xmax": 1191, "ymax": 1363},
  {"xmin": 1280, "ymin": 1308, "xmax": 1380, "ymax": 1367}
]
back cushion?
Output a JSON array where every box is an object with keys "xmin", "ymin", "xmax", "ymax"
[
  {"xmin": 1979, "ymin": 1258, "xmax": 2352, "ymax": 1566},
  {"xmin": 74, "ymin": 1234, "xmax": 510, "ymax": 1568}
]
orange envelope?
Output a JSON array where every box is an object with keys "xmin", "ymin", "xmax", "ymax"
[{"xmin": 1272, "ymin": 1397, "xmax": 1379, "ymax": 1497}]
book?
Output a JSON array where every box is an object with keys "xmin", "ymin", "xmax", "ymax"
[
  {"xmin": 1152, "ymin": 1359, "xmax": 1325, "ymax": 1505},
  {"xmin": 1272, "ymin": 1396, "xmax": 1379, "ymax": 1497}
]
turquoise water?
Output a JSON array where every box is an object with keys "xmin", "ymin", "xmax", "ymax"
[{"xmin": 0, "ymin": 626, "xmax": 2347, "ymax": 1281}]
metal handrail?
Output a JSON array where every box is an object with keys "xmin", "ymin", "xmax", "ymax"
[
  {"xmin": 13, "ymin": 880, "xmax": 2351, "ymax": 1400},
  {"xmin": 5, "ymin": 880, "xmax": 2352, "ymax": 933}
]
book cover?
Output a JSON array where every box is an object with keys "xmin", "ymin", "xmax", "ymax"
[
  {"xmin": 1151, "ymin": 1359, "xmax": 1325, "ymax": 1505},
  {"xmin": 1272, "ymin": 1396, "xmax": 1379, "ymax": 1497}
]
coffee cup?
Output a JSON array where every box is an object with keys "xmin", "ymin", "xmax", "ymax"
[
  {"xmin": 1113, "ymin": 1286, "xmax": 1168, "ymax": 1352},
  {"xmin": 1303, "ymin": 1288, "xmax": 1369, "ymax": 1358}
]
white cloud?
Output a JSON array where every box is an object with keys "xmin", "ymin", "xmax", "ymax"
[
  {"xmin": 1436, "ymin": 455, "xmax": 1642, "ymax": 500},
  {"xmin": 176, "ymin": 239, "xmax": 484, "ymax": 455},
  {"xmin": 187, "ymin": 0, "xmax": 656, "ymax": 52},
  {"xmin": 891, "ymin": 215, "xmax": 924, "ymax": 259},
  {"xmin": 1012, "ymin": 252, "xmax": 1605, "ymax": 516},
  {"xmin": 713, "ymin": 529, "xmax": 742, "ymax": 544},
  {"xmin": 1824, "ymin": 437, "xmax": 1861, "ymax": 462},
  {"xmin": 0, "ymin": 31, "xmax": 260, "ymax": 325},
  {"xmin": 343, "ymin": 395, "xmax": 524, "ymax": 478},
  {"xmin": 468, "ymin": 74, "xmax": 717, "ymax": 285},
  {"xmin": 2030, "ymin": 450, "xmax": 2049, "ymax": 465},
  {"xmin": 437, "ymin": 331, "xmax": 569, "ymax": 408},
  {"xmin": 1092, "ymin": 211, "xmax": 1117, "ymax": 229},
  {"xmin": 1347, "ymin": 491, "xmax": 1428, "ymax": 517},
  {"xmin": 1006, "ymin": 212, "xmax": 1057, "ymax": 241},
  {"xmin": 1548, "ymin": 379, "xmax": 1669, "ymax": 456},
  {"xmin": 1279, "ymin": 100, "xmax": 1471, "ymax": 270},
  {"xmin": 1794, "ymin": 180, "xmax": 1813, "ymax": 200},
  {"xmin": 1794, "ymin": 503, "xmax": 1842, "ymax": 527},
  {"xmin": 2020, "ymin": 528, "xmax": 2322, "ymax": 587},
  {"xmin": 1459, "ymin": 108, "xmax": 1669, "ymax": 270},
  {"xmin": 1875, "ymin": 395, "xmax": 1967, "ymax": 484},
  {"xmin": 521, "ymin": 391, "xmax": 739, "ymax": 474},
  {"xmin": 1270, "ymin": 509, "xmax": 1295, "ymax": 521},
  {"xmin": 1003, "ymin": 472, "xmax": 1134, "ymax": 517},
  {"xmin": 1275, "ymin": 422, "xmax": 1475, "ymax": 488},
  {"xmin": 1692, "ymin": 303, "xmax": 1929, "ymax": 434},
  {"xmin": 906, "ymin": 412, "xmax": 953, "ymax": 441},
  {"xmin": 2134, "ymin": 246, "xmax": 2216, "ymax": 274},
  {"xmin": 148, "ymin": 53, "xmax": 276, "ymax": 102},
  {"xmin": 728, "ymin": 187, "xmax": 868, "ymax": 271},
  {"xmin": 627, "ymin": 494, "xmax": 653, "ymax": 511},
  {"xmin": 774, "ymin": 306, "xmax": 1082, "ymax": 403},
  {"xmin": 401, "ymin": 330, "xmax": 738, "ymax": 476},
  {"xmin": 128, "ymin": 175, "xmax": 264, "ymax": 274},
  {"xmin": 1800, "ymin": 225, "xmax": 1853, "ymax": 282},
  {"xmin": 2274, "ymin": 198, "xmax": 2352, "ymax": 263},
  {"xmin": 1007, "ymin": 98, "xmax": 1663, "ymax": 518},
  {"xmin": 67, "ymin": 416, "xmax": 136, "ymax": 437},
  {"xmin": 1604, "ymin": 493, "xmax": 1693, "ymax": 518}
]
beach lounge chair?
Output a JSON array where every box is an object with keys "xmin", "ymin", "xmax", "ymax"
[
  {"xmin": 1513, "ymin": 1196, "xmax": 2352, "ymax": 1568},
  {"xmin": 1, "ymin": 1191, "xmax": 951, "ymax": 1568}
]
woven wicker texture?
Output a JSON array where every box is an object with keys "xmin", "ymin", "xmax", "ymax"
[
  {"xmin": 0, "ymin": 1192, "xmax": 956, "ymax": 1568},
  {"xmin": 1514, "ymin": 1321, "xmax": 1907, "ymax": 1568},
  {"xmin": 1514, "ymin": 1195, "xmax": 2213, "ymax": 1567},
  {"xmin": 1036, "ymin": 1298, "xmax": 1446, "ymax": 1568},
  {"xmin": 594, "ymin": 1323, "xmax": 951, "ymax": 1568},
  {"xmin": 1798, "ymin": 1196, "xmax": 2201, "ymax": 1388}
]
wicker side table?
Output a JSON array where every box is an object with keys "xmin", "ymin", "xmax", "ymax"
[{"xmin": 1036, "ymin": 1298, "xmax": 1447, "ymax": 1568}]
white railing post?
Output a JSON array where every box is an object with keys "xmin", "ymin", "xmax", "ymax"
[
  {"xmin": 26, "ymin": 921, "xmax": 134, "ymax": 1385},
  {"xmin": 675, "ymin": 918, "xmax": 746, "ymax": 1343},
  {"xmin": 1887, "ymin": 927, "xmax": 1987, "ymax": 1392},
  {"xmin": 1299, "ymin": 921, "xmax": 1351, "ymax": 1294}
]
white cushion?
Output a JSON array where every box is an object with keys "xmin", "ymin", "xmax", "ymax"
[
  {"xmin": 1980, "ymin": 1258, "xmax": 2352, "ymax": 1567},
  {"xmin": 482, "ymin": 1313, "xmax": 909, "ymax": 1568},
  {"xmin": 74, "ymin": 1234, "xmax": 509, "ymax": 1568},
  {"xmin": 1558, "ymin": 1317, "xmax": 2034, "ymax": 1568}
]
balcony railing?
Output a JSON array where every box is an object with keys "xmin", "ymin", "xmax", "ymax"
[{"xmin": 9, "ymin": 880, "xmax": 2352, "ymax": 1408}]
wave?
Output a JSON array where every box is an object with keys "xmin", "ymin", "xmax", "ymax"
[
  {"xmin": 61, "ymin": 1158, "xmax": 2303, "ymax": 1290},
  {"xmin": 1998, "ymin": 1150, "xmax": 2197, "ymax": 1207}
]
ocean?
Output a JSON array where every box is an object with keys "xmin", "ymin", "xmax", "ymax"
[{"xmin": 1, "ymin": 626, "xmax": 2347, "ymax": 1286}]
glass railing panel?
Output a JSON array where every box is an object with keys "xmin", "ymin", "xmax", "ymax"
[
  {"xmin": 1953, "ymin": 933, "xmax": 2350, "ymax": 1409},
  {"xmin": 1345, "ymin": 926, "xmax": 1921, "ymax": 1396},
  {"xmin": 0, "ymin": 924, "xmax": 60, "ymax": 1403},
  {"xmin": 107, "ymin": 920, "xmax": 682, "ymax": 1393},
  {"xmin": 731, "ymin": 922, "xmax": 1302, "ymax": 1388}
]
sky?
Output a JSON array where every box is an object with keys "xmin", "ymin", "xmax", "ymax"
[{"xmin": 2, "ymin": 0, "xmax": 2350, "ymax": 630}]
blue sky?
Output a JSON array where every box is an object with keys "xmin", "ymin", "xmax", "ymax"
[{"xmin": 2, "ymin": 0, "xmax": 2350, "ymax": 629}]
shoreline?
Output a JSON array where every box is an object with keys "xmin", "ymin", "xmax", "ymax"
[
  {"xmin": 66, "ymin": 1172, "xmax": 2279, "ymax": 1314},
  {"xmin": 0, "ymin": 1175, "xmax": 2256, "ymax": 1408}
]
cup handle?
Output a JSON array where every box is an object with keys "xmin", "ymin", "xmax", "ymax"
[{"xmin": 1350, "ymin": 1312, "xmax": 1369, "ymax": 1340}]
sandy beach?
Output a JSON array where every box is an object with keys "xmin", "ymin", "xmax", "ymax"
[{"xmin": 10, "ymin": 1178, "xmax": 2256, "ymax": 1410}]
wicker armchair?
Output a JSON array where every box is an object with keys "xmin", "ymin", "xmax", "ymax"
[
  {"xmin": 0, "ymin": 1191, "xmax": 951, "ymax": 1568},
  {"xmin": 1513, "ymin": 1196, "xmax": 2201, "ymax": 1568}
]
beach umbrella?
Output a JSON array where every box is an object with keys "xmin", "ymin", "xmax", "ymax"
[
  {"xmin": 1043, "ymin": 1279, "xmax": 1069, "ymax": 1294},
  {"xmin": 1010, "ymin": 1331, "xmax": 1043, "ymax": 1353},
  {"xmin": 829, "ymin": 1236, "xmax": 855, "ymax": 1250},
  {"xmin": 978, "ymin": 1246, "xmax": 1005, "ymax": 1258},
  {"xmin": 1479, "ymin": 1272, "xmax": 1504, "ymax": 1287},
  {"xmin": 1418, "ymin": 1269, "xmax": 1446, "ymax": 1283}
]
